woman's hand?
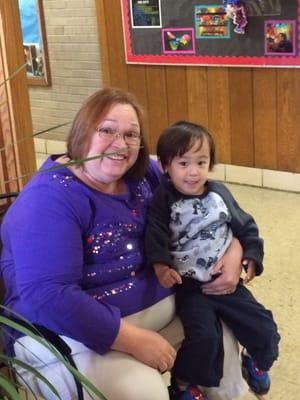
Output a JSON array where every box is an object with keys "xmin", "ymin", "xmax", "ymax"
[
  {"xmin": 154, "ymin": 263, "xmax": 182, "ymax": 288},
  {"xmin": 201, "ymin": 238, "xmax": 242, "ymax": 295},
  {"xmin": 111, "ymin": 320, "xmax": 176, "ymax": 372},
  {"xmin": 130, "ymin": 327, "xmax": 176, "ymax": 372}
]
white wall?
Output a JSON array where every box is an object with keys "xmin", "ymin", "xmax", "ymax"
[{"xmin": 29, "ymin": 0, "xmax": 102, "ymax": 141}]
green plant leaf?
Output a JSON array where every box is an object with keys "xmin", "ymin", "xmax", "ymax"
[
  {"xmin": 0, "ymin": 355, "xmax": 61, "ymax": 399},
  {"xmin": 32, "ymin": 122, "xmax": 71, "ymax": 137},
  {"xmin": 0, "ymin": 121, "xmax": 71, "ymax": 155},
  {"xmin": 39, "ymin": 149, "xmax": 129, "ymax": 172},
  {"xmin": 0, "ymin": 315, "xmax": 57, "ymax": 354},
  {"xmin": 2, "ymin": 147, "xmax": 132, "ymax": 187},
  {"xmin": 0, "ymin": 313, "xmax": 108, "ymax": 399},
  {"xmin": 0, "ymin": 64, "xmax": 27, "ymax": 88},
  {"xmin": 0, "ymin": 372, "xmax": 21, "ymax": 400}
]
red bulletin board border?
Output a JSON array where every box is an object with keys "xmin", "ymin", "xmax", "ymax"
[{"xmin": 121, "ymin": 0, "xmax": 300, "ymax": 67}]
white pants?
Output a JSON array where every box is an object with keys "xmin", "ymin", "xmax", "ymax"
[{"xmin": 14, "ymin": 295, "xmax": 248, "ymax": 400}]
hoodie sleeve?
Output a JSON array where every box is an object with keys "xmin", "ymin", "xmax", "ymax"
[
  {"xmin": 145, "ymin": 182, "xmax": 174, "ymax": 268},
  {"xmin": 211, "ymin": 182, "xmax": 264, "ymax": 275}
]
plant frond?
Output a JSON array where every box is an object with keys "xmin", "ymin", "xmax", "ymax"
[
  {"xmin": 0, "ymin": 64, "xmax": 27, "ymax": 88},
  {"xmin": 0, "ymin": 312, "xmax": 108, "ymax": 399},
  {"xmin": 0, "ymin": 372, "xmax": 20, "ymax": 400},
  {"xmin": 2, "ymin": 147, "xmax": 133, "ymax": 187},
  {"xmin": 0, "ymin": 355, "xmax": 61, "ymax": 399},
  {"xmin": 0, "ymin": 122, "xmax": 71, "ymax": 154}
]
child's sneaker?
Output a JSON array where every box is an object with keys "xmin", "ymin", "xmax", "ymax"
[
  {"xmin": 241, "ymin": 351, "xmax": 270, "ymax": 395},
  {"xmin": 168, "ymin": 380, "xmax": 208, "ymax": 400}
]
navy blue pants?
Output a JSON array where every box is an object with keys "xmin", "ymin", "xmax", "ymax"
[{"xmin": 173, "ymin": 278, "xmax": 280, "ymax": 387}]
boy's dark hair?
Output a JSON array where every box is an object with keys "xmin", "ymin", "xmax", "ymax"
[{"xmin": 157, "ymin": 120, "xmax": 216, "ymax": 171}]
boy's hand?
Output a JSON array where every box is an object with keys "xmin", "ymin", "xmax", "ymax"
[
  {"xmin": 154, "ymin": 263, "xmax": 182, "ymax": 288},
  {"xmin": 242, "ymin": 259, "xmax": 256, "ymax": 284}
]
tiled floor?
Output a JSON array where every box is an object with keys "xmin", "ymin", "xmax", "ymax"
[{"xmin": 226, "ymin": 183, "xmax": 300, "ymax": 400}]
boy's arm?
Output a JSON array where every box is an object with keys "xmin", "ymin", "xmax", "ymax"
[
  {"xmin": 212, "ymin": 182, "xmax": 264, "ymax": 276},
  {"xmin": 228, "ymin": 192, "xmax": 264, "ymax": 275},
  {"xmin": 145, "ymin": 184, "xmax": 174, "ymax": 268}
]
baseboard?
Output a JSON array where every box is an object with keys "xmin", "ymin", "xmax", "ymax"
[{"xmin": 209, "ymin": 163, "xmax": 300, "ymax": 193}]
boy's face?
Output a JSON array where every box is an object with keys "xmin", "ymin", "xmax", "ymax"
[{"xmin": 165, "ymin": 138, "xmax": 210, "ymax": 196}]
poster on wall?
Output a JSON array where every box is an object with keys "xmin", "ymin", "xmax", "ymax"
[{"xmin": 121, "ymin": 0, "xmax": 300, "ymax": 67}]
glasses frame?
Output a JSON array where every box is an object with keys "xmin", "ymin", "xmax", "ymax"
[{"xmin": 96, "ymin": 126, "xmax": 141, "ymax": 146}]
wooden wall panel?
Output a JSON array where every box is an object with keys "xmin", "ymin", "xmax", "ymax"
[
  {"xmin": 165, "ymin": 67, "xmax": 188, "ymax": 124},
  {"xmin": 277, "ymin": 69, "xmax": 300, "ymax": 172},
  {"xmin": 145, "ymin": 66, "xmax": 168, "ymax": 151},
  {"xmin": 294, "ymin": 73, "xmax": 300, "ymax": 173},
  {"xmin": 95, "ymin": 0, "xmax": 110, "ymax": 86},
  {"xmin": 229, "ymin": 68, "xmax": 254, "ymax": 166},
  {"xmin": 100, "ymin": 1, "xmax": 128, "ymax": 89},
  {"xmin": 253, "ymin": 69, "xmax": 277, "ymax": 169},
  {"xmin": 127, "ymin": 65, "xmax": 150, "ymax": 143},
  {"xmin": 186, "ymin": 67, "xmax": 209, "ymax": 127},
  {"xmin": 207, "ymin": 68, "xmax": 231, "ymax": 164},
  {"xmin": 0, "ymin": 0, "xmax": 36, "ymax": 193},
  {"xmin": 0, "ymin": 65, "xmax": 18, "ymax": 194},
  {"xmin": 96, "ymin": 1, "xmax": 300, "ymax": 174}
]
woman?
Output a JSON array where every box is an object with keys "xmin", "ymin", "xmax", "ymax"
[{"xmin": 1, "ymin": 88, "xmax": 248, "ymax": 400}]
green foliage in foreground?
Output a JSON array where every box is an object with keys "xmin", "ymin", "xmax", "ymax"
[{"xmin": 0, "ymin": 308, "xmax": 108, "ymax": 400}]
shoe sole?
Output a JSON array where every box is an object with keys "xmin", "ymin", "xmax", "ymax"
[
  {"xmin": 252, "ymin": 394, "xmax": 267, "ymax": 400},
  {"xmin": 242, "ymin": 365, "xmax": 270, "ymax": 397}
]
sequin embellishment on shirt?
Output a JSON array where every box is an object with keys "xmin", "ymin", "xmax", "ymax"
[{"xmin": 51, "ymin": 173, "xmax": 75, "ymax": 187}]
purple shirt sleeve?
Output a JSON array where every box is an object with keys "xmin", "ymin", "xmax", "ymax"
[{"xmin": 3, "ymin": 185, "xmax": 120, "ymax": 354}]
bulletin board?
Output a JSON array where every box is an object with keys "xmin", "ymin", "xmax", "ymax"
[{"xmin": 121, "ymin": 0, "xmax": 300, "ymax": 67}]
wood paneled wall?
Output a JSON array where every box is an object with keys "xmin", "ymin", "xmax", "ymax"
[
  {"xmin": 0, "ymin": 0, "xmax": 36, "ymax": 195},
  {"xmin": 96, "ymin": 1, "xmax": 300, "ymax": 173}
]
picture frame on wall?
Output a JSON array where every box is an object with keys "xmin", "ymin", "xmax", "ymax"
[
  {"xmin": 130, "ymin": 0, "xmax": 162, "ymax": 28},
  {"xmin": 18, "ymin": 0, "xmax": 51, "ymax": 86},
  {"xmin": 265, "ymin": 20, "xmax": 296, "ymax": 56},
  {"xmin": 162, "ymin": 28, "xmax": 195, "ymax": 54},
  {"xmin": 194, "ymin": 5, "xmax": 230, "ymax": 39}
]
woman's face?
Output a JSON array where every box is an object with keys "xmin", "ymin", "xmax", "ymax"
[{"xmin": 84, "ymin": 103, "xmax": 141, "ymax": 185}]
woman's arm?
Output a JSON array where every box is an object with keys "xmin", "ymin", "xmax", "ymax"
[
  {"xmin": 201, "ymin": 238, "xmax": 242, "ymax": 295},
  {"xmin": 5, "ymin": 186, "xmax": 120, "ymax": 354},
  {"xmin": 111, "ymin": 319, "xmax": 176, "ymax": 372}
]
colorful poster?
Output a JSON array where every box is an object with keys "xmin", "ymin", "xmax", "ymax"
[
  {"xmin": 265, "ymin": 20, "xmax": 296, "ymax": 55},
  {"xmin": 194, "ymin": 6, "xmax": 230, "ymax": 39},
  {"xmin": 162, "ymin": 28, "xmax": 195, "ymax": 54},
  {"xmin": 130, "ymin": 0, "xmax": 161, "ymax": 28}
]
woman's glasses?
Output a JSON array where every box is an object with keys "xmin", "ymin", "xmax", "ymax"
[{"xmin": 96, "ymin": 126, "xmax": 141, "ymax": 146}]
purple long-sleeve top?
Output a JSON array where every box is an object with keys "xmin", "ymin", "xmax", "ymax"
[{"xmin": 0, "ymin": 156, "xmax": 172, "ymax": 354}]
